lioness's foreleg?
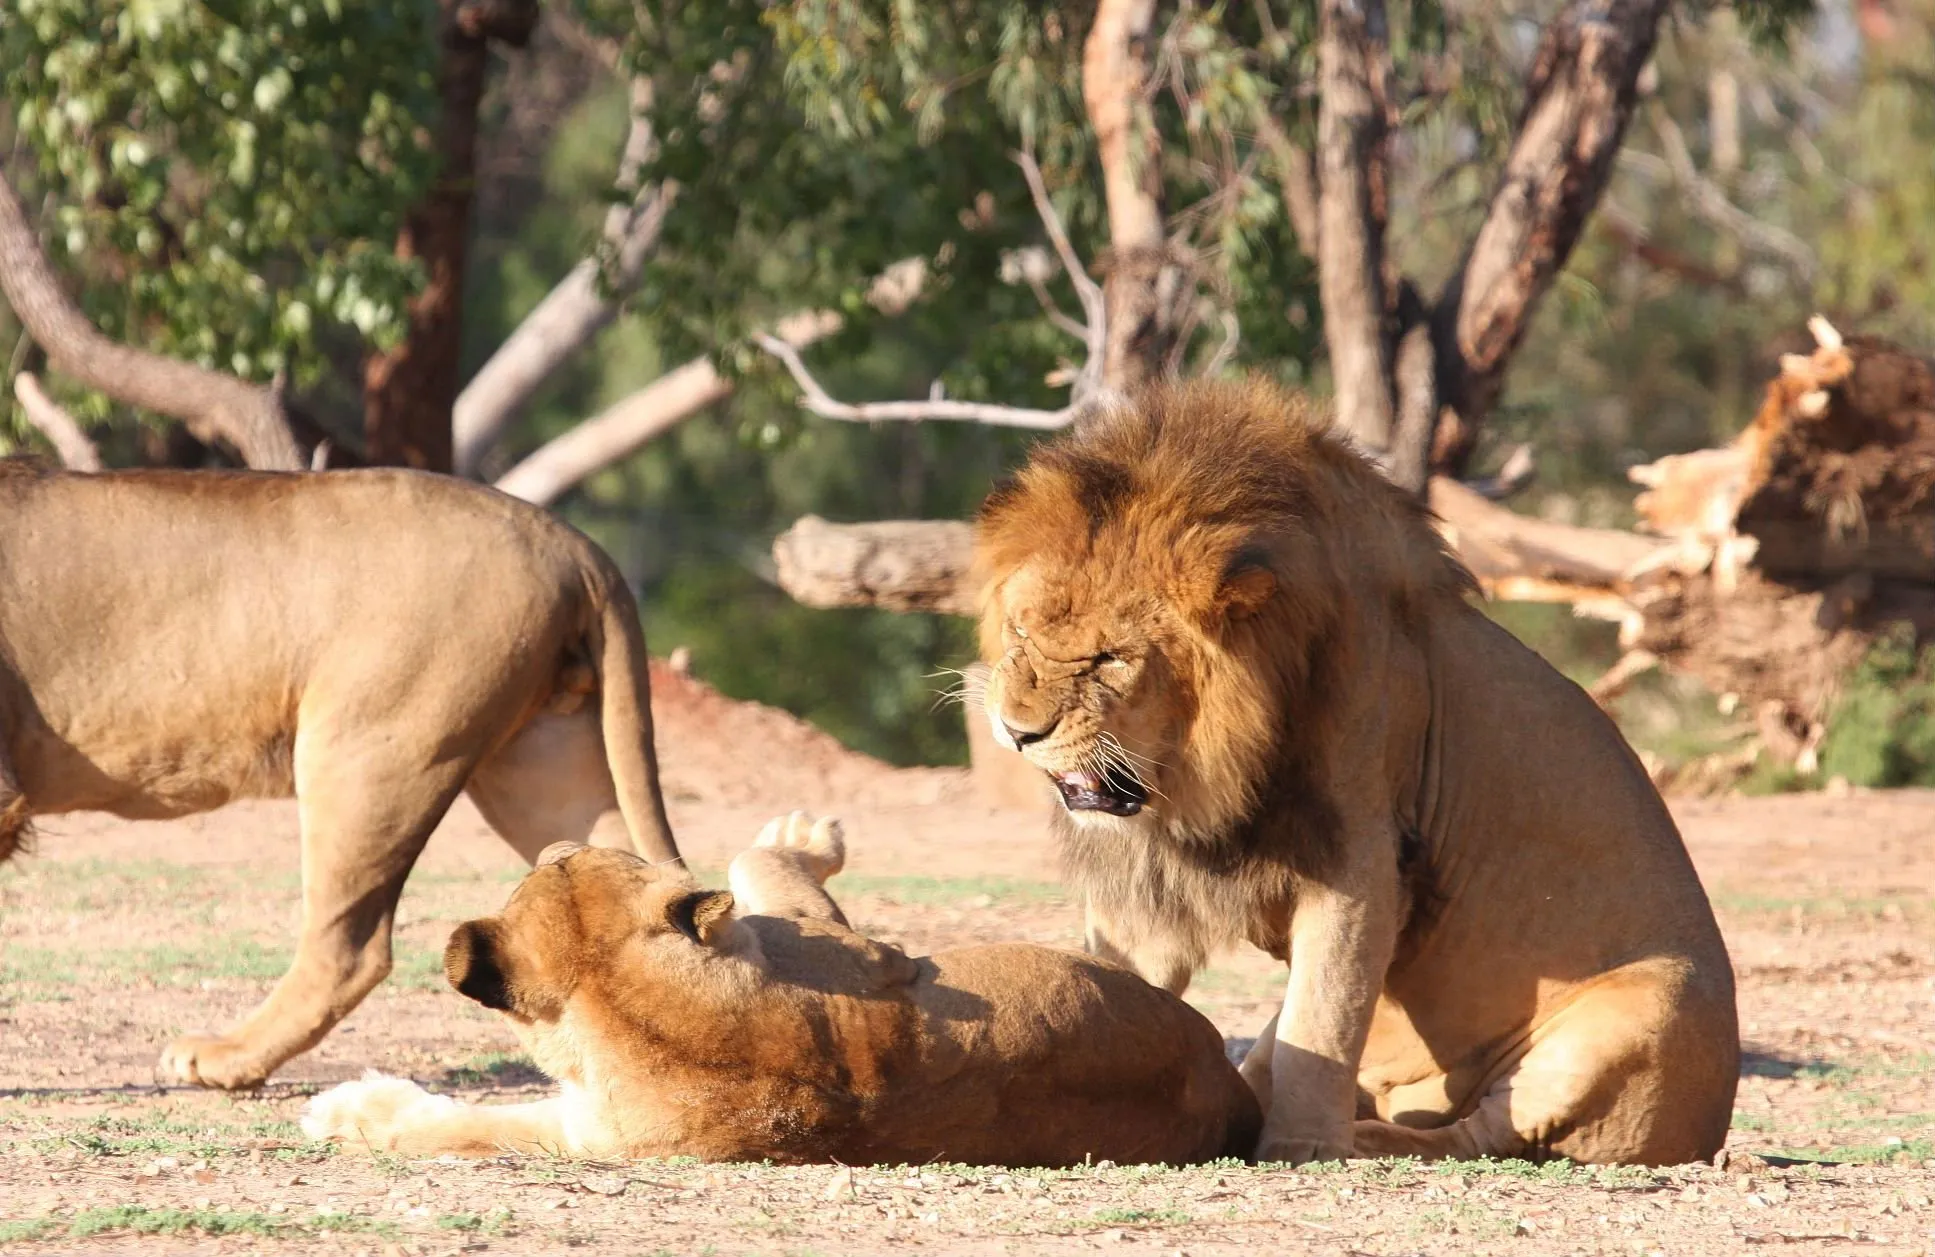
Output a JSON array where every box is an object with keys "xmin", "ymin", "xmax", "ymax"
[
  {"xmin": 1352, "ymin": 960, "xmax": 1737, "ymax": 1166},
  {"xmin": 159, "ymin": 736, "xmax": 472, "ymax": 1089},
  {"xmin": 727, "ymin": 812, "xmax": 848, "ymax": 924},
  {"xmin": 1255, "ymin": 817, "xmax": 1400, "ymax": 1165},
  {"xmin": 303, "ymin": 1073, "xmax": 577, "ymax": 1157}
]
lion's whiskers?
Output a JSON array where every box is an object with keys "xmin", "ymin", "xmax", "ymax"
[{"xmin": 927, "ymin": 665, "xmax": 990, "ymax": 713}]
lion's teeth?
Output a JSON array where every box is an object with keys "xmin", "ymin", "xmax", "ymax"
[{"xmin": 1056, "ymin": 769, "xmax": 1102, "ymax": 790}]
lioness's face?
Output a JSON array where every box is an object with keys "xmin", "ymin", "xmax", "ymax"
[
  {"xmin": 979, "ymin": 565, "xmax": 1190, "ymax": 823},
  {"xmin": 442, "ymin": 845, "xmax": 737, "ymax": 1022}
]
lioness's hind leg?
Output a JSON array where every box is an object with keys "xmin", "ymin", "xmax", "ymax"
[
  {"xmin": 466, "ymin": 710, "xmax": 629, "ymax": 863},
  {"xmin": 159, "ymin": 733, "xmax": 473, "ymax": 1089},
  {"xmin": 728, "ymin": 812, "xmax": 849, "ymax": 924}
]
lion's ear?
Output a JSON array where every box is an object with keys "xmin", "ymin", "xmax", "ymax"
[
  {"xmin": 1215, "ymin": 550, "xmax": 1278, "ymax": 622},
  {"xmin": 445, "ymin": 920, "xmax": 517, "ymax": 1012},
  {"xmin": 667, "ymin": 890, "xmax": 737, "ymax": 947}
]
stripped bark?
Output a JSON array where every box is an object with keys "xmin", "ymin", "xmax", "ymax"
[{"xmin": 0, "ymin": 170, "xmax": 304, "ymax": 470}]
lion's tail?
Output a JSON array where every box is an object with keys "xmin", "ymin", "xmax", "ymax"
[{"xmin": 582, "ymin": 553, "xmax": 682, "ymax": 866}]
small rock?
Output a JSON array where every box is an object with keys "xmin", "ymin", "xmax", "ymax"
[
  {"xmin": 1094, "ymin": 1160, "xmax": 1116, "ymax": 1171},
  {"xmin": 579, "ymin": 1172, "xmax": 627, "ymax": 1197}
]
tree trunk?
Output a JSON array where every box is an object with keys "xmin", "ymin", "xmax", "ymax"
[
  {"xmin": 362, "ymin": 0, "xmax": 538, "ymax": 472},
  {"xmin": 0, "ymin": 169, "xmax": 304, "ymax": 470},
  {"xmin": 1425, "ymin": 0, "xmax": 1671, "ymax": 477},
  {"xmin": 1083, "ymin": 0, "xmax": 1178, "ymax": 390},
  {"xmin": 1314, "ymin": 0, "xmax": 1399, "ymax": 465}
]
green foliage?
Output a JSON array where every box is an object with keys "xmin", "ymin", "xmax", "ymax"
[
  {"xmin": 1817, "ymin": 627, "xmax": 1935, "ymax": 788},
  {"xmin": 0, "ymin": 0, "xmax": 439, "ymax": 396}
]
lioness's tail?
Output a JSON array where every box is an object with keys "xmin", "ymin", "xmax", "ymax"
[{"xmin": 582, "ymin": 554, "xmax": 681, "ymax": 865}]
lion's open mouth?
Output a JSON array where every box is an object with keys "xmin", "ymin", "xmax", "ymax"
[{"xmin": 1049, "ymin": 766, "xmax": 1149, "ymax": 817}]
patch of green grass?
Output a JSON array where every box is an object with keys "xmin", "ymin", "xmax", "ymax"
[
  {"xmin": 831, "ymin": 873, "xmax": 1064, "ymax": 906},
  {"xmin": 443, "ymin": 1052, "xmax": 545, "ymax": 1087},
  {"xmin": 1090, "ymin": 1207, "xmax": 1189, "ymax": 1226},
  {"xmin": 1713, "ymin": 892, "xmax": 1935, "ymax": 924},
  {"xmin": 1770, "ymin": 1138, "xmax": 1934, "ymax": 1165},
  {"xmin": 20, "ymin": 1111, "xmax": 335, "ymax": 1162},
  {"xmin": 0, "ymin": 1205, "xmax": 395, "ymax": 1241}
]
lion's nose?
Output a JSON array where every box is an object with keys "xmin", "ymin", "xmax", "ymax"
[{"xmin": 1004, "ymin": 717, "xmax": 1057, "ymax": 748}]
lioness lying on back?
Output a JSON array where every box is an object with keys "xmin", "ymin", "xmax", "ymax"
[{"xmin": 303, "ymin": 814, "xmax": 1259, "ymax": 1167}]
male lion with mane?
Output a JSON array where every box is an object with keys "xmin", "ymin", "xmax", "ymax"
[
  {"xmin": 0, "ymin": 460, "xmax": 680, "ymax": 1089},
  {"xmin": 973, "ymin": 379, "xmax": 1738, "ymax": 1166},
  {"xmin": 302, "ymin": 812, "xmax": 1259, "ymax": 1166}
]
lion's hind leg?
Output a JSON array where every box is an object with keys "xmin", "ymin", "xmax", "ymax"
[
  {"xmin": 303, "ymin": 1073, "xmax": 576, "ymax": 1158},
  {"xmin": 727, "ymin": 811, "xmax": 849, "ymax": 924},
  {"xmin": 1354, "ymin": 961, "xmax": 1737, "ymax": 1167}
]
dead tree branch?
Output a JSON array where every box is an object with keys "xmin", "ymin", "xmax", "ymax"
[
  {"xmin": 755, "ymin": 152, "xmax": 1109, "ymax": 432},
  {"xmin": 1644, "ymin": 106, "xmax": 1817, "ymax": 283},
  {"xmin": 11, "ymin": 371, "xmax": 101, "ymax": 471},
  {"xmin": 454, "ymin": 74, "xmax": 676, "ymax": 476},
  {"xmin": 496, "ymin": 261, "xmax": 930, "ymax": 506},
  {"xmin": 0, "ymin": 169, "xmax": 304, "ymax": 470}
]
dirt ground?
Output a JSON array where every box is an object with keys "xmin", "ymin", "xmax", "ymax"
[{"xmin": 2, "ymin": 665, "xmax": 1932, "ymax": 1255}]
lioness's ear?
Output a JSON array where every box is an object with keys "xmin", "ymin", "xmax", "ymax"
[
  {"xmin": 667, "ymin": 889, "xmax": 737, "ymax": 947},
  {"xmin": 1216, "ymin": 550, "xmax": 1278, "ymax": 622},
  {"xmin": 535, "ymin": 841, "xmax": 584, "ymax": 869},
  {"xmin": 445, "ymin": 920, "xmax": 515, "ymax": 1012}
]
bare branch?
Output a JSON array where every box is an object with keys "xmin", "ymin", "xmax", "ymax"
[
  {"xmin": 495, "ymin": 262, "xmax": 931, "ymax": 506},
  {"xmin": 1015, "ymin": 149, "xmax": 1107, "ymax": 404},
  {"xmin": 1202, "ymin": 311, "xmax": 1241, "ymax": 378},
  {"xmin": 755, "ymin": 333, "xmax": 1076, "ymax": 430},
  {"xmin": 11, "ymin": 371, "xmax": 101, "ymax": 471},
  {"xmin": 0, "ymin": 169, "xmax": 304, "ymax": 470},
  {"xmin": 455, "ymin": 75, "xmax": 675, "ymax": 475},
  {"xmin": 1646, "ymin": 106, "xmax": 1817, "ymax": 283}
]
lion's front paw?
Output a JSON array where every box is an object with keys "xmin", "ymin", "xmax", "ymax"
[
  {"xmin": 301, "ymin": 1072, "xmax": 456, "ymax": 1151},
  {"xmin": 752, "ymin": 810, "xmax": 845, "ymax": 881},
  {"xmin": 1255, "ymin": 1124, "xmax": 1354, "ymax": 1167},
  {"xmin": 157, "ymin": 1034, "xmax": 273, "ymax": 1090}
]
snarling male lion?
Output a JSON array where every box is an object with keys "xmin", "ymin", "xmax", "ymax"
[
  {"xmin": 972, "ymin": 380, "xmax": 1738, "ymax": 1166},
  {"xmin": 0, "ymin": 460, "xmax": 679, "ymax": 1089},
  {"xmin": 302, "ymin": 813, "xmax": 1259, "ymax": 1166}
]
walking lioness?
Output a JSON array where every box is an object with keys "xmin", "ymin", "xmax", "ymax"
[
  {"xmin": 973, "ymin": 379, "xmax": 1739, "ymax": 1165},
  {"xmin": 303, "ymin": 813, "xmax": 1260, "ymax": 1166},
  {"xmin": 0, "ymin": 460, "xmax": 680, "ymax": 1088}
]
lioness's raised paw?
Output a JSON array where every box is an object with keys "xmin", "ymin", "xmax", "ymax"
[
  {"xmin": 301, "ymin": 1072, "xmax": 457, "ymax": 1151},
  {"xmin": 752, "ymin": 811, "xmax": 845, "ymax": 882}
]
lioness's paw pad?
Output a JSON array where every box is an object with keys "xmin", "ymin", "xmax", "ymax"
[
  {"xmin": 301, "ymin": 1072, "xmax": 456, "ymax": 1148},
  {"xmin": 752, "ymin": 811, "xmax": 845, "ymax": 876}
]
